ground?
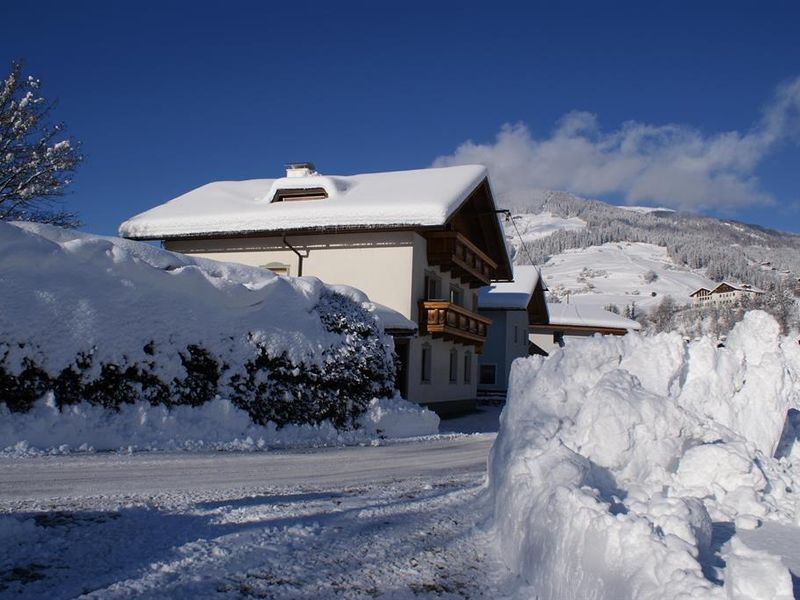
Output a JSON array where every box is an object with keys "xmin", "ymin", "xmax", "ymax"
[{"xmin": 0, "ymin": 409, "xmax": 525, "ymax": 599}]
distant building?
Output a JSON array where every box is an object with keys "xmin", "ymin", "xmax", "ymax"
[
  {"xmin": 476, "ymin": 266, "xmax": 549, "ymax": 395},
  {"xmin": 690, "ymin": 282, "xmax": 765, "ymax": 307},
  {"xmin": 529, "ymin": 303, "xmax": 641, "ymax": 354},
  {"xmin": 118, "ymin": 163, "xmax": 513, "ymax": 415}
]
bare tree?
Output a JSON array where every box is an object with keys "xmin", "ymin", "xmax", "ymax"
[{"xmin": 0, "ymin": 61, "xmax": 82, "ymax": 226}]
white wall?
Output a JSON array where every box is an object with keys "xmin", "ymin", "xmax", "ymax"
[
  {"xmin": 478, "ymin": 308, "xmax": 530, "ymax": 392},
  {"xmin": 407, "ymin": 337, "xmax": 477, "ymax": 405}
]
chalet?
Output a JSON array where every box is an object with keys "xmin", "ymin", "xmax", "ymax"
[
  {"xmin": 529, "ymin": 303, "xmax": 641, "ymax": 354},
  {"xmin": 690, "ymin": 282, "xmax": 765, "ymax": 307},
  {"xmin": 476, "ymin": 266, "xmax": 549, "ymax": 395},
  {"xmin": 119, "ymin": 163, "xmax": 513, "ymax": 415}
]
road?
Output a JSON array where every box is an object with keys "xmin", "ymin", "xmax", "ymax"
[
  {"xmin": 0, "ymin": 433, "xmax": 519, "ymax": 599},
  {"xmin": 0, "ymin": 434, "xmax": 495, "ymax": 502}
]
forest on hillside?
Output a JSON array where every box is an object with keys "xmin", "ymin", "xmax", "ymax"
[{"xmin": 502, "ymin": 191, "xmax": 800, "ymax": 290}]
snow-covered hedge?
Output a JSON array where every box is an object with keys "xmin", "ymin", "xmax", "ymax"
[
  {"xmin": 0, "ymin": 222, "xmax": 401, "ymax": 438},
  {"xmin": 490, "ymin": 311, "xmax": 800, "ymax": 599}
]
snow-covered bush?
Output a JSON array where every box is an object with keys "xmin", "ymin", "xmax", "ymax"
[
  {"xmin": 0, "ymin": 222, "xmax": 395, "ymax": 431},
  {"xmin": 490, "ymin": 311, "xmax": 800, "ymax": 599}
]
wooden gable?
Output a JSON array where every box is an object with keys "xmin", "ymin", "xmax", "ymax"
[
  {"xmin": 712, "ymin": 283, "xmax": 737, "ymax": 294},
  {"xmin": 439, "ymin": 178, "xmax": 513, "ymax": 282}
]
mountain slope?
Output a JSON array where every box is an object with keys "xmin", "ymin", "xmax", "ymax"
[{"xmin": 501, "ymin": 191, "xmax": 800, "ymax": 309}]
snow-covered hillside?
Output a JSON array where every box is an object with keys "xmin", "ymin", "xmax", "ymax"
[
  {"xmin": 502, "ymin": 190, "xmax": 800, "ymax": 295},
  {"xmin": 506, "ymin": 211, "xmax": 586, "ymax": 246},
  {"xmin": 490, "ymin": 311, "xmax": 800, "ymax": 599},
  {"xmin": 540, "ymin": 241, "xmax": 716, "ymax": 310}
]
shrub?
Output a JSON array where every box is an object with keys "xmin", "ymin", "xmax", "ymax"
[{"xmin": 0, "ymin": 291, "xmax": 395, "ymax": 429}]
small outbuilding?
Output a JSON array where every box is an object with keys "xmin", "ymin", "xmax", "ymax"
[
  {"xmin": 476, "ymin": 266, "xmax": 549, "ymax": 396},
  {"xmin": 529, "ymin": 303, "xmax": 641, "ymax": 355}
]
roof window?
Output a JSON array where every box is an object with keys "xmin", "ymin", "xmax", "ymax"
[{"xmin": 271, "ymin": 187, "xmax": 329, "ymax": 203}]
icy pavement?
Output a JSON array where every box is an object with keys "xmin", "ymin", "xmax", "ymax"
[{"xmin": 0, "ymin": 433, "xmax": 524, "ymax": 599}]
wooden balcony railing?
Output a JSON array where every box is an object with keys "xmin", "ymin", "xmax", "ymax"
[
  {"xmin": 424, "ymin": 232, "xmax": 497, "ymax": 287},
  {"xmin": 418, "ymin": 300, "xmax": 492, "ymax": 350}
]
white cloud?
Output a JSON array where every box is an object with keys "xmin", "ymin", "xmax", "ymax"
[{"xmin": 433, "ymin": 77, "xmax": 800, "ymax": 211}]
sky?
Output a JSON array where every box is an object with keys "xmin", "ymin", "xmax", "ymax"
[{"xmin": 2, "ymin": 1, "xmax": 799, "ymax": 234}]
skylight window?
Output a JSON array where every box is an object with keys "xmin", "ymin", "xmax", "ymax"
[{"xmin": 271, "ymin": 187, "xmax": 328, "ymax": 203}]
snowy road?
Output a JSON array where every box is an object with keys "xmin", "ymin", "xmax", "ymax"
[
  {"xmin": 0, "ymin": 435, "xmax": 495, "ymax": 501},
  {"xmin": 1, "ymin": 433, "xmax": 522, "ymax": 599}
]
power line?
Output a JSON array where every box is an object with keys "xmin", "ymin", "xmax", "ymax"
[{"xmin": 496, "ymin": 209, "xmax": 536, "ymax": 266}]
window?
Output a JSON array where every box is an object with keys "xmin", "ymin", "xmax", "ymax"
[
  {"xmin": 271, "ymin": 187, "xmax": 328, "ymax": 202},
  {"xmin": 449, "ymin": 285, "xmax": 463, "ymax": 307},
  {"xmin": 261, "ymin": 262, "xmax": 290, "ymax": 276},
  {"xmin": 479, "ymin": 364, "xmax": 496, "ymax": 385},
  {"xmin": 421, "ymin": 344, "xmax": 432, "ymax": 383},
  {"xmin": 514, "ymin": 325, "xmax": 519, "ymax": 344},
  {"xmin": 464, "ymin": 351, "xmax": 472, "ymax": 384},
  {"xmin": 472, "ymin": 292, "xmax": 479, "ymax": 311},
  {"xmin": 449, "ymin": 348, "xmax": 458, "ymax": 383},
  {"xmin": 425, "ymin": 273, "xmax": 441, "ymax": 300}
]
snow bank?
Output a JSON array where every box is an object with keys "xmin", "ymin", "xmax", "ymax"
[
  {"xmin": 0, "ymin": 393, "xmax": 439, "ymax": 455},
  {"xmin": 490, "ymin": 311, "xmax": 800, "ymax": 599},
  {"xmin": 1, "ymin": 222, "xmax": 438, "ymax": 444}
]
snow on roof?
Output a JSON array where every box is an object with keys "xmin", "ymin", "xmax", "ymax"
[
  {"xmin": 373, "ymin": 303, "xmax": 418, "ymax": 333},
  {"xmin": 545, "ymin": 303, "xmax": 641, "ymax": 331},
  {"xmin": 477, "ymin": 265, "xmax": 542, "ymax": 310},
  {"xmin": 119, "ymin": 165, "xmax": 489, "ymax": 239},
  {"xmin": 689, "ymin": 287, "xmax": 711, "ymax": 296},
  {"xmin": 712, "ymin": 282, "xmax": 766, "ymax": 294}
]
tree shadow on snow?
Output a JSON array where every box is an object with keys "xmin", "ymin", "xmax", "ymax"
[
  {"xmin": 0, "ymin": 504, "xmax": 306, "ymax": 599},
  {"xmin": 196, "ymin": 490, "xmax": 344, "ymax": 510}
]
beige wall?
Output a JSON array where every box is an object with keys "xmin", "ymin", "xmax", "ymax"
[
  {"xmin": 166, "ymin": 231, "xmax": 480, "ymax": 407},
  {"xmin": 167, "ymin": 232, "xmax": 418, "ymax": 319}
]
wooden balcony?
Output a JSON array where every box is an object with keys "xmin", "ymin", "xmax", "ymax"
[
  {"xmin": 418, "ymin": 300, "xmax": 492, "ymax": 351},
  {"xmin": 424, "ymin": 232, "xmax": 498, "ymax": 287}
]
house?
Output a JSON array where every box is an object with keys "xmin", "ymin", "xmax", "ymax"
[
  {"xmin": 119, "ymin": 163, "xmax": 513, "ymax": 415},
  {"xmin": 690, "ymin": 282, "xmax": 765, "ymax": 307},
  {"xmin": 476, "ymin": 265, "xmax": 549, "ymax": 395},
  {"xmin": 529, "ymin": 303, "xmax": 641, "ymax": 354}
]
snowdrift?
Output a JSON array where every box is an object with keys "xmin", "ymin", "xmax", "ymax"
[
  {"xmin": 0, "ymin": 222, "xmax": 438, "ymax": 452},
  {"xmin": 490, "ymin": 311, "xmax": 800, "ymax": 599}
]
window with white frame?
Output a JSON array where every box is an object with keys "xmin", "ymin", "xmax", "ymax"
[
  {"xmin": 425, "ymin": 272, "xmax": 441, "ymax": 300},
  {"xmin": 449, "ymin": 284, "xmax": 464, "ymax": 307},
  {"xmin": 449, "ymin": 348, "xmax": 458, "ymax": 383},
  {"xmin": 421, "ymin": 344, "xmax": 432, "ymax": 383},
  {"xmin": 261, "ymin": 262, "xmax": 291, "ymax": 276}
]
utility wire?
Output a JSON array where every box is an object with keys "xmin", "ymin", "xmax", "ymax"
[{"xmin": 498, "ymin": 209, "xmax": 536, "ymax": 266}]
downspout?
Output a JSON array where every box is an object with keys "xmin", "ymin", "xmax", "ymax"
[{"xmin": 282, "ymin": 234, "xmax": 304, "ymax": 277}]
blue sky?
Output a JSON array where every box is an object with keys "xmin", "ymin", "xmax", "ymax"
[{"xmin": 2, "ymin": 1, "xmax": 799, "ymax": 234}]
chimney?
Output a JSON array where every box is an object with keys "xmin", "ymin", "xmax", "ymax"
[{"xmin": 285, "ymin": 162, "xmax": 316, "ymax": 178}]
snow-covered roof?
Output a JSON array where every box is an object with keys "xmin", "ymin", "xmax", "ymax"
[
  {"xmin": 119, "ymin": 165, "xmax": 489, "ymax": 240},
  {"xmin": 545, "ymin": 303, "xmax": 641, "ymax": 331},
  {"xmin": 373, "ymin": 303, "xmax": 417, "ymax": 333},
  {"xmin": 477, "ymin": 266, "xmax": 543, "ymax": 310},
  {"xmin": 711, "ymin": 282, "xmax": 765, "ymax": 294},
  {"xmin": 689, "ymin": 287, "xmax": 711, "ymax": 296}
]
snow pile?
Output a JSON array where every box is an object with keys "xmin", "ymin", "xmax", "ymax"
[
  {"xmin": 0, "ymin": 222, "xmax": 440, "ymax": 446},
  {"xmin": 490, "ymin": 311, "xmax": 800, "ymax": 599},
  {"xmin": 0, "ymin": 393, "xmax": 439, "ymax": 455}
]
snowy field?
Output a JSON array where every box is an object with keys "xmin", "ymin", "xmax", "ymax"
[{"xmin": 541, "ymin": 241, "xmax": 715, "ymax": 310}]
